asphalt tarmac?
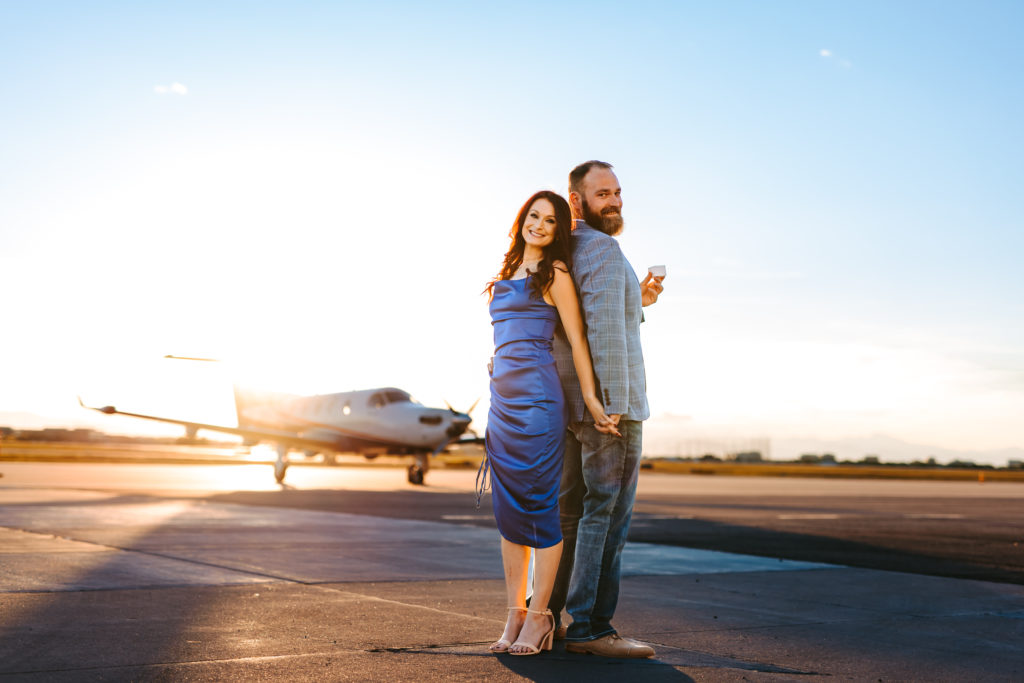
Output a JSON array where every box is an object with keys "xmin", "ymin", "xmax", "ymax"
[
  {"xmin": 13, "ymin": 459, "xmax": 1015, "ymax": 584},
  {"xmin": 2, "ymin": 461, "xmax": 1023, "ymax": 681}
]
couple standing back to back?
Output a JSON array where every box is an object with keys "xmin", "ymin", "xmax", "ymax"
[{"xmin": 483, "ymin": 160, "xmax": 664, "ymax": 657}]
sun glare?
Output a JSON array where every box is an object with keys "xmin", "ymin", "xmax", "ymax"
[{"xmin": 81, "ymin": 357, "xmax": 238, "ymax": 430}]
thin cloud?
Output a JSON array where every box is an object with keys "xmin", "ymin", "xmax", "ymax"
[
  {"xmin": 679, "ymin": 263, "xmax": 805, "ymax": 281},
  {"xmin": 154, "ymin": 82, "xmax": 188, "ymax": 95},
  {"xmin": 820, "ymin": 49, "xmax": 853, "ymax": 68}
]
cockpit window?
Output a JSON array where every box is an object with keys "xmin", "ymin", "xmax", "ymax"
[{"xmin": 369, "ymin": 390, "xmax": 412, "ymax": 409}]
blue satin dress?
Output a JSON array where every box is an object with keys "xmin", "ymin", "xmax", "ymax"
[{"xmin": 485, "ymin": 276, "xmax": 568, "ymax": 549}]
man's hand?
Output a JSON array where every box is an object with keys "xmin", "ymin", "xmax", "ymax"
[{"xmin": 640, "ymin": 272, "xmax": 664, "ymax": 307}]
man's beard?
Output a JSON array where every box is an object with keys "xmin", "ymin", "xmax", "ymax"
[{"xmin": 581, "ymin": 198, "xmax": 624, "ymax": 236}]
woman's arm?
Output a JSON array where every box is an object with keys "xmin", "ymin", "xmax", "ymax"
[{"xmin": 547, "ymin": 264, "xmax": 620, "ymax": 436}]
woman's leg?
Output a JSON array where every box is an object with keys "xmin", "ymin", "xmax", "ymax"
[
  {"xmin": 490, "ymin": 536, "xmax": 530, "ymax": 651},
  {"xmin": 508, "ymin": 541, "xmax": 562, "ymax": 653}
]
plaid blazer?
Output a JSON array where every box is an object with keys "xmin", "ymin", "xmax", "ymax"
[{"xmin": 553, "ymin": 221, "xmax": 650, "ymax": 424}]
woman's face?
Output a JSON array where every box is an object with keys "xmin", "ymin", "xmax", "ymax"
[{"xmin": 522, "ymin": 198, "xmax": 557, "ymax": 249}]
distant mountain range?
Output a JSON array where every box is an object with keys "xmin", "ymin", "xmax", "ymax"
[
  {"xmin": 0, "ymin": 411, "xmax": 93, "ymax": 430},
  {"xmin": 641, "ymin": 415, "xmax": 1023, "ymax": 467},
  {"xmin": 0, "ymin": 410, "xmax": 173, "ymax": 436},
  {"xmin": 770, "ymin": 434, "xmax": 1024, "ymax": 467}
]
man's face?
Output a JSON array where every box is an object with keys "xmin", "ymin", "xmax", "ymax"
[{"xmin": 577, "ymin": 167, "xmax": 623, "ymax": 236}]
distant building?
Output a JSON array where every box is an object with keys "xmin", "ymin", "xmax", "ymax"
[
  {"xmin": 1007, "ymin": 460, "xmax": 1022, "ymax": 470},
  {"xmin": 733, "ymin": 451, "xmax": 763, "ymax": 463},
  {"xmin": 862, "ymin": 455, "xmax": 880, "ymax": 465}
]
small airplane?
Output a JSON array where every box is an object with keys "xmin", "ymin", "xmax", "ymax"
[{"xmin": 80, "ymin": 357, "xmax": 480, "ymax": 485}]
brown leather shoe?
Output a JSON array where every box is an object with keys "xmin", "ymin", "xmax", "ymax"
[
  {"xmin": 565, "ymin": 634, "xmax": 655, "ymax": 658},
  {"xmin": 554, "ymin": 624, "xmax": 568, "ymax": 641}
]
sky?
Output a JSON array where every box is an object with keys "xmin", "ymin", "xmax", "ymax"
[{"xmin": 1, "ymin": 1, "xmax": 1022, "ymax": 463}]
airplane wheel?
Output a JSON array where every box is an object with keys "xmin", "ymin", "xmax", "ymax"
[
  {"xmin": 274, "ymin": 462, "xmax": 288, "ymax": 484},
  {"xmin": 407, "ymin": 464, "xmax": 424, "ymax": 485}
]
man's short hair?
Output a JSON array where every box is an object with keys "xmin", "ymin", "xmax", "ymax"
[{"xmin": 569, "ymin": 160, "xmax": 614, "ymax": 197}]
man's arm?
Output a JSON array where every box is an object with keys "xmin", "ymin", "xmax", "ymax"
[{"xmin": 575, "ymin": 235, "xmax": 629, "ymax": 417}]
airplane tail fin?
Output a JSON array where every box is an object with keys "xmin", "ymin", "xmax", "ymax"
[
  {"xmin": 161, "ymin": 355, "xmax": 296, "ymax": 430},
  {"xmin": 162, "ymin": 356, "xmax": 256, "ymax": 429},
  {"xmin": 232, "ymin": 385, "xmax": 253, "ymax": 427}
]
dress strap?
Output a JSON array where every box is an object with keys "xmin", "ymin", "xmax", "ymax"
[{"xmin": 474, "ymin": 444, "xmax": 491, "ymax": 509}]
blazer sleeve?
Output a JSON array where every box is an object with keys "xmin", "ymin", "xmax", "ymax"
[{"xmin": 574, "ymin": 235, "xmax": 629, "ymax": 415}]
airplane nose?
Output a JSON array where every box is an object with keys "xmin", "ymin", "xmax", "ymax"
[{"xmin": 447, "ymin": 414, "xmax": 472, "ymax": 438}]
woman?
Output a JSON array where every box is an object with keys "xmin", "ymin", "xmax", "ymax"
[{"xmin": 482, "ymin": 190, "xmax": 618, "ymax": 656}]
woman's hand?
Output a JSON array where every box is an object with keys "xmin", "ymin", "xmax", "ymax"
[{"xmin": 584, "ymin": 396, "xmax": 621, "ymax": 437}]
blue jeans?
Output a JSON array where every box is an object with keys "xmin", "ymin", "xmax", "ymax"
[{"xmin": 549, "ymin": 420, "xmax": 643, "ymax": 642}]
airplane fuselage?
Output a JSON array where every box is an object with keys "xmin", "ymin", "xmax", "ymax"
[{"xmin": 238, "ymin": 388, "xmax": 464, "ymax": 455}]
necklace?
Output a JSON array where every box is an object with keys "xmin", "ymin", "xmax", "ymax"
[{"xmin": 514, "ymin": 259, "xmax": 540, "ymax": 279}]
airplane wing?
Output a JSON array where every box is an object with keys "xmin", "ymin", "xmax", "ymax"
[{"xmin": 77, "ymin": 398, "xmax": 340, "ymax": 452}]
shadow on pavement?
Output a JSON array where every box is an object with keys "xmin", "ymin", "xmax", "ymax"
[
  {"xmin": 628, "ymin": 514, "xmax": 1024, "ymax": 584},
  {"xmin": 496, "ymin": 650, "xmax": 694, "ymax": 682},
  {"xmin": 0, "ymin": 500, "xmax": 237, "ymax": 676},
  {"xmin": 208, "ymin": 487, "xmax": 1024, "ymax": 585}
]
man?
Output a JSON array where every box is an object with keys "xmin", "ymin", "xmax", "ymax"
[{"xmin": 550, "ymin": 160, "xmax": 664, "ymax": 658}]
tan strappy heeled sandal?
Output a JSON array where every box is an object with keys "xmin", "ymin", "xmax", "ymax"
[
  {"xmin": 489, "ymin": 607, "xmax": 527, "ymax": 653},
  {"xmin": 509, "ymin": 608, "xmax": 554, "ymax": 656}
]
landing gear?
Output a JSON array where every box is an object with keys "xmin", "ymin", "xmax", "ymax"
[
  {"xmin": 274, "ymin": 446, "xmax": 289, "ymax": 484},
  {"xmin": 407, "ymin": 453, "xmax": 430, "ymax": 485}
]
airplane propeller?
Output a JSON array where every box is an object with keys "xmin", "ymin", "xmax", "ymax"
[
  {"xmin": 444, "ymin": 398, "xmax": 480, "ymax": 416},
  {"xmin": 442, "ymin": 397, "xmax": 481, "ymax": 439},
  {"xmin": 464, "ymin": 398, "xmax": 482, "ymax": 437}
]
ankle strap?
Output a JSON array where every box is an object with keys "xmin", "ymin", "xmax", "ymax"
[
  {"xmin": 507, "ymin": 606, "xmax": 527, "ymax": 612},
  {"xmin": 526, "ymin": 608, "xmax": 552, "ymax": 616}
]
